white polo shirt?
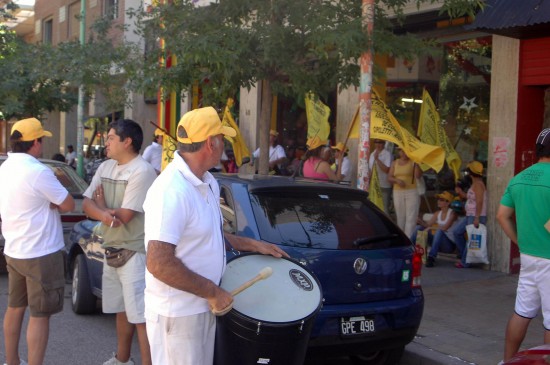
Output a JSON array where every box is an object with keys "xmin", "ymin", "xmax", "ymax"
[
  {"xmin": 369, "ymin": 149, "xmax": 393, "ymax": 188},
  {"xmin": 143, "ymin": 152, "xmax": 226, "ymax": 317},
  {"xmin": 142, "ymin": 141, "xmax": 162, "ymax": 172},
  {"xmin": 0, "ymin": 153, "xmax": 69, "ymax": 259}
]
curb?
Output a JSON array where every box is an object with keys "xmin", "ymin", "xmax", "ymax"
[{"xmin": 402, "ymin": 342, "xmax": 474, "ymax": 365}]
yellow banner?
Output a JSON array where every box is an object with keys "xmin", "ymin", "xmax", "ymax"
[
  {"xmin": 418, "ymin": 89, "xmax": 462, "ymax": 180},
  {"xmin": 222, "ymin": 98, "xmax": 251, "ymax": 167},
  {"xmin": 305, "ymin": 93, "xmax": 331, "ymax": 141},
  {"xmin": 161, "ymin": 132, "xmax": 177, "ymax": 172},
  {"xmin": 370, "ymin": 91, "xmax": 445, "ymax": 172},
  {"xmin": 368, "ymin": 163, "xmax": 384, "ymax": 211}
]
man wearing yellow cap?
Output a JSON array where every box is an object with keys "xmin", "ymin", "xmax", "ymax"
[
  {"xmin": 251, "ymin": 129, "xmax": 287, "ymax": 174},
  {"xmin": 143, "ymin": 107, "xmax": 288, "ymax": 365},
  {"xmin": 142, "ymin": 128, "xmax": 164, "ymax": 174},
  {"xmin": 0, "ymin": 118, "xmax": 75, "ymax": 365}
]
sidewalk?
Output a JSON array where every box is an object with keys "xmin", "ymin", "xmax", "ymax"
[{"xmin": 402, "ymin": 256, "xmax": 545, "ymax": 365}]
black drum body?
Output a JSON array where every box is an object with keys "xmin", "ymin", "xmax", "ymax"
[{"xmin": 214, "ymin": 254, "xmax": 322, "ymax": 365}]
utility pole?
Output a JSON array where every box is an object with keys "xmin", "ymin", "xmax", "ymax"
[
  {"xmin": 76, "ymin": 0, "xmax": 86, "ymax": 178},
  {"xmin": 357, "ymin": 0, "xmax": 374, "ymax": 191}
]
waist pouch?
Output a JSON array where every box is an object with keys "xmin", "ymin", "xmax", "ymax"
[{"xmin": 104, "ymin": 247, "xmax": 136, "ymax": 268}]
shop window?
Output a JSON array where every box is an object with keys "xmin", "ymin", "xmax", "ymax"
[{"xmin": 385, "ymin": 36, "xmax": 492, "ymax": 194}]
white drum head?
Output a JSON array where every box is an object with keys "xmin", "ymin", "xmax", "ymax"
[{"xmin": 221, "ymin": 255, "xmax": 321, "ymax": 323}]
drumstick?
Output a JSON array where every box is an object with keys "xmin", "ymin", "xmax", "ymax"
[{"xmin": 230, "ymin": 266, "xmax": 273, "ymax": 297}]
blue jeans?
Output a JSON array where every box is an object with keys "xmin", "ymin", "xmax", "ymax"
[
  {"xmin": 428, "ymin": 230, "xmax": 456, "ymax": 258},
  {"xmin": 453, "ymin": 215, "xmax": 487, "ymax": 266}
]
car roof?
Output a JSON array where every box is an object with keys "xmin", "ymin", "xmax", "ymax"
[
  {"xmin": 0, "ymin": 154, "xmax": 69, "ymax": 166},
  {"xmin": 214, "ymin": 173, "xmax": 367, "ymax": 195}
]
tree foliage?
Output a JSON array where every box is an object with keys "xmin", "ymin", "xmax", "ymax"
[
  {"xmin": 128, "ymin": 0, "xmax": 483, "ymax": 107},
  {"xmin": 0, "ymin": 5, "xmax": 141, "ymax": 120},
  {"xmin": 0, "ymin": 26, "xmax": 78, "ymax": 119}
]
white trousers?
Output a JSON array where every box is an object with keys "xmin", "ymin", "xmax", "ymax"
[
  {"xmin": 393, "ymin": 188, "xmax": 420, "ymax": 239},
  {"xmin": 146, "ymin": 311, "xmax": 215, "ymax": 365}
]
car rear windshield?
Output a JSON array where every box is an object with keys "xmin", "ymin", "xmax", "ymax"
[
  {"xmin": 250, "ymin": 189, "xmax": 408, "ymax": 250},
  {"xmin": 44, "ymin": 163, "xmax": 88, "ymax": 196}
]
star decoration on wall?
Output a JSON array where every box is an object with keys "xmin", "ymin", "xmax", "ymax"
[
  {"xmin": 459, "ymin": 96, "xmax": 478, "ymax": 113},
  {"xmin": 464, "ymin": 127, "xmax": 472, "ymax": 135}
]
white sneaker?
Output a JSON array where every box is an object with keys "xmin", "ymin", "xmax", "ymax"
[
  {"xmin": 3, "ymin": 360, "xmax": 27, "ymax": 365},
  {"xmin": 103, "ymin": 354, "xmax": 134, "ymax": 365}
]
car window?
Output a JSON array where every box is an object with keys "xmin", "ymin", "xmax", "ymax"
[
  {"xmin": 250, "ymin": 189, "xmax": 408, "ymax": 250},
  {"xmin": 220, "ymin": 187, "xmax": 236, "ymax": 234},
  {"xmin": 44, "ymin": 162, "xmax": 88, "ymax": 196}
]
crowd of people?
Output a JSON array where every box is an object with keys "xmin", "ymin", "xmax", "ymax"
[{"xmin": 2, "ymin": 112, "xmax": 549, "ymax": 365}]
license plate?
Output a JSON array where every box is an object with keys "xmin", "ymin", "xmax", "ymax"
[{"xmin": 340, "ymin": 316, "xmax": 376, "ymax": 336}]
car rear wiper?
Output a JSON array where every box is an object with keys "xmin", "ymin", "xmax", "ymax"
[{"xmin": 353, "ymin": 234, "xmax": 400, "ymax": 247}]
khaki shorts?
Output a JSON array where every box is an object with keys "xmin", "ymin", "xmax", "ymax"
[
  {"xmin": 102, "ymin": 252, "xmax": 146, "ymax": 324},
  {"xmin": 6, "ymin": 250, "xmax": 65, "ymax": 317}
]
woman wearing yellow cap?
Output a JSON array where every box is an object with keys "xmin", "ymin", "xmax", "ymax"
[
  {"xmin": 452, "ymin": 161, "xmax": 487, "ymax": 268},
  {"xmin": 412, "ymin": 191, "xmax": 458, "ymax": 267}
]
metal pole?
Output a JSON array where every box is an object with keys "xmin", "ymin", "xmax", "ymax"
[
  {"xmin": 76, "ymin": 0, "xmax": 86, "ymax": 178},
  {"xmin": 357, "ymin": 0, "xmax": 374, "ymax": 191}
]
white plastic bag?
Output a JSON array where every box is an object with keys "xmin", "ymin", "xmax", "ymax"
[{"xmin": 465, "ymin": 223, "xmax": 489, "ymax": 264}]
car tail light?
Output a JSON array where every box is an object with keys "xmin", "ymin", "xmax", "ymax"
[{"xmin": 411, "ymin": 246, "xmax": 423, "ymax": 288}]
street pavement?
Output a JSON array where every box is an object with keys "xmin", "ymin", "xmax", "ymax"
[
  {"xmin": 0, "ymin": 255, "xmax": 545, "ymax": 365},
  {"xmin": 401, "ymin": 254, "xmax": 544, "ymax": 365}
]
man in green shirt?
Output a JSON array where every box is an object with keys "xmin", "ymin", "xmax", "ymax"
[{"xmin": 497, "ymin": 128, "xmax": 550, "ymax": 362}]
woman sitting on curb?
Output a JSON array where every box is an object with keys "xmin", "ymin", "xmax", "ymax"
[{"xmin": 411, "ymin": 191, "xmax": 458, "ymax": 267}]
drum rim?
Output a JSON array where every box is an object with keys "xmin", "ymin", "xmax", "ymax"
[{"xmin": 224, "ymin": 252, "xmax": 324, "ymax": 323}]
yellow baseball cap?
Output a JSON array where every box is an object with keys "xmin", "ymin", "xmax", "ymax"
[
  {"xmin": 269, "ymin": 129, "xmax": 279, "ymax": 137},
  {"xmin": 177, "ymin": 107, "xmax": 236, "ymax": 144},
  {"xmin": 154, "ymin": 128, "xmax": 164, "ymax": 137},
  {"xmin": 436, "ymin": 191, "xmax": 454, "ymax": 203},
  {"xmin": 467, "ymin": 161, "xmax": 483, "ymax": 175},
  {"xmin": 331, "ymin": 142, "xmax": 348, "ymax": 152},
  {"xmin": 306, "ymin": 135, "xmax": 327, "ymax": 150},
  {"xmin": 11, "ymin": 118, "xmax": 53, "ymax": 141}
]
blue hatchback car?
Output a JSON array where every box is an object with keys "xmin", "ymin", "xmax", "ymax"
[{"xmin": 66, "ymin": 174, "xmax": 424, "ymax": 365}]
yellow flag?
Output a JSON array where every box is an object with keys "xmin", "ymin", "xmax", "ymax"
[
  {"xmin": 368, "ymin": 163, "xmax": 384, "ymax": 211},
  {"xmin": 305, "ymin": 93, "xmax": 331, "ymax": 140},
  {"xmin": 418, "ymin": 89, "xmax": 462, "ymax": 180},
  {"xmin": 221, "ymin": 98, "xmax": 251, "ymax": 167},
  {"xmin": 370, "ymin": 91, "xmax": 445, "ymax": 172},
  {"xmin": 161, "ymin": 132, "xmax": 177, "ymax": 172}
]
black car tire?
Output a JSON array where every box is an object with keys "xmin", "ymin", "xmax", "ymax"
[
  {"xmin": 71, "ymin": 254, "xmax": 97, "ymax": 314},
  {"xmin": 350, "ymin": 346, "xmax": 404, "ymax": 365}
]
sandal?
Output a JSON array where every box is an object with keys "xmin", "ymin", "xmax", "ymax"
[{"xmin": 455, "ymin": 262, "xmax": 465, "ymax": 269}]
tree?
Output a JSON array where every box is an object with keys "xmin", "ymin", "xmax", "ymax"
[
  {"xmin": 128, "ymin": 0, "xmax": 483, "ymax": 174},
  {"xmin": 0, "ymin": 28, "xmax": 78, "ymax": 119},
  {"xmin": 0, "ymin": 4, "xmax": 140, "ymax": 121}
]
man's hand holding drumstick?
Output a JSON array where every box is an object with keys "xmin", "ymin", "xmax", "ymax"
[{"xmin": 211, "ymin": 266, "xmax": 273, "ymax": 316}]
